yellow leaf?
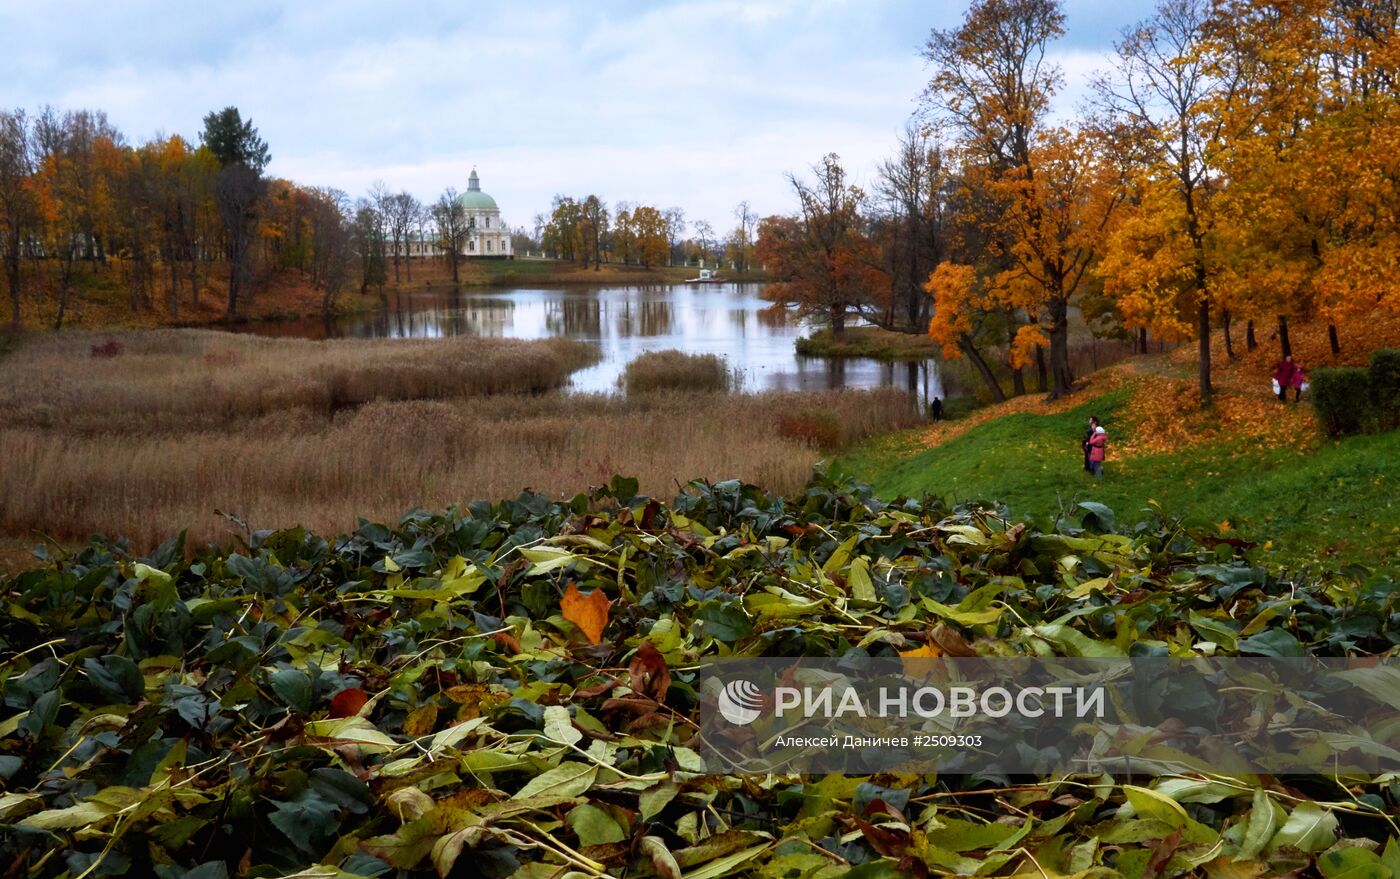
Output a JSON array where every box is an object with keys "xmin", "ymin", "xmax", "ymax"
[
  {"xmin": 899, "ymin": 643, "xmax": 943, "ymax": 658},
  {"xmin": 562, "ymin": 582, "xmax": 613, "ymax": 645}
]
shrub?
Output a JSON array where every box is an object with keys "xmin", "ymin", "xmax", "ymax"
[
  {"xmin": 776, "ymin": 411, "xmax": 843, "ymax": 450},
  {"xmin": 1370, "ymin": 348, "xmax": 1400, "ymax": 430},
  {"xmin": 623, "ymin": 349, "xmax": 735, "ymax": 393},
  {"xmin": 1311, "ymin": 366, "xmax": 1372, "ymax": 437},
  {"xmin": 89, "ymin": 339, "xmax": 124, "ymax": 358}
]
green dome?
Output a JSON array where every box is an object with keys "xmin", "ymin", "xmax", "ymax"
[
  {"xmin": 457, "ymin": 190, "xmax": 499, "ymax": 211},
  {"xmin": 457, "ymin": 168, "xmax": 498, "ymax": 211}
]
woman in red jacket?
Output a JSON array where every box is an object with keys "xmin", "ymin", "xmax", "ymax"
[
  {"xmin": 1088, "ymin": 423, "xmax": 1106, "ymax": 479},
  {"xmin": 1273, "ymin": 356, "xmax": 1297, "ymax": 402}
]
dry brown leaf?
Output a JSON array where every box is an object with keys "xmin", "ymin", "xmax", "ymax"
[{"xmin": 562, "ymin": 581, "xmax": 613, "ymax": 645}]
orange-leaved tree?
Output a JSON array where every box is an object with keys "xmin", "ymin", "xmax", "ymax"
[
  {"xmin": 922, "ymin": 0, "xmax": 1124, "ymax": 399},
  {"xmin": 758, "ymin": 154, "xmax": 888, "ymax": 337}
]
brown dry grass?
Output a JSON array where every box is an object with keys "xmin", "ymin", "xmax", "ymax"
[
  {"xmin": 0, "ymin": 330, "xmax": 599, "ymax": 433},
  {"xmin": 0, "ymin": 330, "xmax": 920, "ymax": 549},
  {"xmin": 623, "ymin": 349, "xmax": 736, "ymax": 393}
]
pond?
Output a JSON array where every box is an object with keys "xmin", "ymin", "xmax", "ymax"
[{"xmin": 248, "ymin": 282, "xmax": 945, "ymax": 400}]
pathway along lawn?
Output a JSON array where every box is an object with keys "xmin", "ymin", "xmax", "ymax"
[{"xmin": 838, "ymin": 385, "xmax": 1400, "ymax": 575}]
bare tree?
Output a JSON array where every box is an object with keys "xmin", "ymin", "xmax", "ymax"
[
  {"xmin": 662, "ymin": 207, "xmax": 685, "ymax": 266},
  {"xmin": 731, "ymin": 200, "xmax": 757, "ymax": 272},
  {"xmin": 386, "ymin": 191, "xmax": 421, "ymax": 283},
  {"xmin": 215, "ymin": 163, "xmax": 262, "ymax": 318},
  {"xmin": 351, "ymin": 198, "xmax": 388, "ymax": 299},
  {"xmin": 876, "ymin": 124, "xmax": 952, "ymax": 332},
  {"xmin": 432, "ymin": 188, "xmax": 472, "ymax": 283},
  {"xmin": 693, "ymin": 220, "xmax": 715, "ymax": 267}
]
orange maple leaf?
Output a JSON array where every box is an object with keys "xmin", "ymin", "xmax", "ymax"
[{"xmin": 562, "ymin": 582, "xmax": 613, "ymax": 645}]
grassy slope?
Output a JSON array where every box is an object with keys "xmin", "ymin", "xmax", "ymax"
[{"xmin": 838, "ymin": 386, "xmax": 1400, "ymax": 575}]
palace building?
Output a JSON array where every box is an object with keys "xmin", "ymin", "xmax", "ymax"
[{"xmin": 405, "ymin": 168, "xmax": 514, "ymax": 259}]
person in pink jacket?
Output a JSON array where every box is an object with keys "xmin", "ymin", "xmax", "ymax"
[
  {"xmin": 1087, "ymin": 422, "xmax": 1106, "ymax": 479},
  {"xmin": 1273, "ymin": 356, "xmax": 1297, "ymax": 402}
]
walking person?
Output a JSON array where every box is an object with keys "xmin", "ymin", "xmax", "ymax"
[
  {"xmin": 930, "ymin": 396, "xmax": 944, "ymax": 421},
  {"xmin": 1081, "ymin": 416, "xmax": 1098, "ymax": 473},
  {"xmin": 1291, "ymin": 365, "xmax": 1307, "ymax": 403},
  {"xmin": 1273, "ymin": 356, "xmax": 1297, "ymax": 402},
  {"xmin": 1087, "ymin": 419, "xmax": 1107, "ymax": 479}
]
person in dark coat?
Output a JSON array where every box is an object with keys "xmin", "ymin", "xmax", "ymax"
[
  {"xmin": 1082, "ymin": 416, "xmax": 1098, "ymax": 472},
  {"xmin": 930, "ymin": 396, "xmax": 944, "ymax": 420}
]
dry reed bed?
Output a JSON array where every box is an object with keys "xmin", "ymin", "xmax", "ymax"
[
  {"xmin": 0, "ymin": 330, "xmax": 920, "ymax": 547},
  {"xmin": 0, "ymin": 330, "xmax": 600, "ymax": 433},
  {"xmin": 622, "ymin": 349, "xmax": 737, "ymax": 393},
  {"xmin": 1, "ymin": 388, "xmax": 920, "ymax": 548}
]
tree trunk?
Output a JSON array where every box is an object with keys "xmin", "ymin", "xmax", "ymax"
[
  {"xmin": 1277, "ymin": 315, "xmax": 1292, "ymax": 359},
  {"xmin": 959, "ymin": 333, "xmax": 1005, "ymax": 402},
  {"xmin": 168, "ymin": 256, "xmax": 180, "ymax": 320},
  {"xmin": 1035, "ymin": 343, "xmax": 1048, "ymax": 393},
  {"xmin": 1011, "ymin": 364, "xmax": 1026, "ymax": 396},
  {"xmin": 54, "ymin": 276, "xmax": 71, "ymax": 330},
  {"xmin": 1137, "ymin": 327, "xmax": 1148, "ymax": 355},
  {"xmin": 1047, "ymin": 297, "xmax": 1074, "ymax": 399},
  {"xmin": 830, "ymin": 304, "xmax": 846, "ymax": 336},
  {"xmin": 1246, "ymin": 320, "xmax": 1256, "ymax": 351},
  {"xmin": 5, "ymin": 248, "xmax": 18, "ymax": 332},
  {"xmin": 1328, "ymin": 323, "xmax": 1340, "ymax": 355},
  {"xmin": 1184, "ymin": 188, "xmax": 1212, "ymax": 399},
  {"xmin": 1222, "ymin": 309, "xmax": 1235, "ymax": 359},
  {"xmin": 226, "ymin": 258, "xmax": 240, "ymax": 318},
  {"xmin": 1197, "ymin": 299, "xmax": 1212, "ymax": 399}
]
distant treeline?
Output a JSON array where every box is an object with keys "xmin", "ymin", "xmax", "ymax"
[{"xmin": 0, "ymin": 106, "xmax": 745, "ymax": 330}]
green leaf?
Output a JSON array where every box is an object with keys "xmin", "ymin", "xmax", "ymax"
[
  {"xmin": 1316, "ymin": 847, "xmax": 1390, "ymax": 879},
  {"xmin": 568, "ymin": 803, "xmax": 625, "ymax": 846},
  {"xmin": 1238, "ymin": 788, "xmax": 1284, "ymax": 860},
  {"xmin": 84, "ymin": 654, "xmax": 144, "ymax": 702},
  {"xmin": 695, "ymin": 600, "xmax": 752, "ymax": 642},
  {"xmin": 823, "ymin": 534, "xmax": 860, "ymax": 575},
  {"xmin": 640, "ymin": 781, "xmax": 679, "ymax": 821},
  {"xmin": 269, "ymin": 791, "xmax": 340, "ymax": 854},
  {"xmin": 1124, "ymin": 784, "xmax": 1189, "ymax": 828},
  {"xmin": 1381, "ymin": 838, "xmax": 1400, "ymax": 877},
  {"xmin": 512, "ymin": 762, "xmax": 598, "ymax": 800},
  {"xmin": 303, "ymin": 717, "xmax": 397, "ymax": 752},
  {"xmin": 543, "ymin": 704, "xmax": 583, "ymax": 746},
  {"xmin": 270, "ymin": 667, "xmax": 313, "ymax": 714},
  {"xmin": 1033, "ymin": 623, "xmax": 1127, "ymax": 657},
  {"xmin": 0, "ymin": 792, "xmax": 44, "ymax": 823},
  {"xmin": 1269, "ymin": 802, "xmax": 1338, "ymax": 853},
  {"xmin": 19, "ymin": 800, "xmax": 117, "ymax": 830},
  {"xmin": 847, "ymin": 556, "xmax": 876, "ymax": 603},
  {"xmin": 1239, "ymin": 627, "xmax": 1305, "ymax": 657},
  {"xmin": 681, "ymin": 844, "xmax": 773, "ymax": 879}
]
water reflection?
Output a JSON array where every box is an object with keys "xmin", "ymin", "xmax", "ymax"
[{"xmin": 251, "ymin": 283, "xmax": 944, "ymax": 399}]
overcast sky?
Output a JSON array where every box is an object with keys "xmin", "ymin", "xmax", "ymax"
[{"xmin": 2, "ymin": 0, "xmax": 1156, "ymax": 235}]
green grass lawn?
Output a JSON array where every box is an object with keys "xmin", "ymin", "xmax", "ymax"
[{"xmin": 837, "ymin": 389, "xmax": 1400, "ymax": 575}]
